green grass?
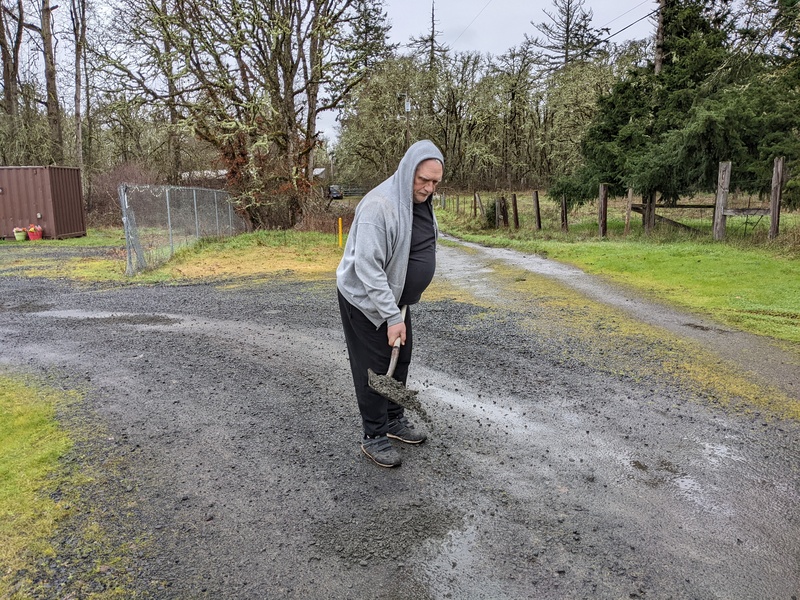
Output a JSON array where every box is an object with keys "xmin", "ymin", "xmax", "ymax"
[
  {"xmin": 0, "ymin": 376, "xmax": 74, "ymax": 596},
  {"xmin": 542, "ymin": 240, "xmax": 799, "ymax": 342},
  {"xmin": 0, "ymin": 373, "xmax": 140, "ymax": 598}
]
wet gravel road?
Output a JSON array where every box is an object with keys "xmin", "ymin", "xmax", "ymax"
[{"xmin": 1, "ymin": 240, "xmax": 799, "ymax": 599}]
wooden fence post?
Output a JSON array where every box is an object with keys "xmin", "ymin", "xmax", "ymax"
[
  {"xmin": 598, "ymin": 183, "xmax": 608, "ymax": 238},
  {"xmin": 495, "ymin": 198, "xmax": 501, "ymax": 228},
  {"xmin": 475, "ymin": 192, "xmax": 485, "ymax": 218},
  {"xmin": 624, "ymin": 188, "xmax": 633, "ymax": 235},
  {"xmin": 560, "ymin": 195, "xmax": 568, "ymax": 232},
  {"xmin": 769, "ymin": 156, "xmax": 784, "ymax": 240},
  {"xmin": 533, "ymin": 190, "xmax": 542, "ymax": 231},
  {"xmin": 500, "ymin": 196, "xmax": 509, "ymax": 227},
  {"xmin": 512, "ymin": 193, "xmax": 520, "ymax": 229},
  {"xmin": 713, "ymin": 161, "xmax": 732, "ymax": 240},
  {"xmin": 643, "ymin": 191, "xmax": 656, "ymax": 234}
]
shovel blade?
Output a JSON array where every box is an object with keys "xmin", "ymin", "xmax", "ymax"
[{"xmin": 367, "ymin": 369, "xmax": 430, "ymax": 423}]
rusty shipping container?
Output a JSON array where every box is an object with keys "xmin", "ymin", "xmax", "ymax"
[{"xmin": 0, "ymin": 166, "xmax": 86, "ymax": 240}]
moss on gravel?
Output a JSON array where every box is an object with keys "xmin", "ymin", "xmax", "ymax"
[
  {"xmin": 476, "ymin": 263, "xmax": 800, "ymax": 421},
  {"xmin": 0, "ymin": 370, "xmax": 151, "ymax": 599}
]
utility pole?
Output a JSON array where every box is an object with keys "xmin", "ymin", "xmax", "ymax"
[
  {"xmin": 404, "ymin": 95, "xmax": 411, "ymax": 148},
  {"xmin": 654, "ymin": 0, "xmax": 666, "ymax": 75}
]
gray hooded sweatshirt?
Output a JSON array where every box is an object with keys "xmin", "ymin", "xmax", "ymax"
[{"xmin": 336, "ymin": 140, "xmax": 444, "ymax": 328}]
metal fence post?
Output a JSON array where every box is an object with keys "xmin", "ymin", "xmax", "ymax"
[
  {"xmin": 193, "ymin": 189, "xmax": 200, "ymax": 238},
  {"xmin": 166, "ymin": 186, "xmax": 174, "ymax": 257},
  {"xmin": 120, "ymin": 184, "xmax": 134, "ymax": 276},
  {"xmin": 214, "ymin": 190, "xmax": 220, "ymax": 236},
  {"xmin": 119, "ymin": 184, "xmax": 147, "ymax": 275}
]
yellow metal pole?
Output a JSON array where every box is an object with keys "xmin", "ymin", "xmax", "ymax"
[{"xmin": 338, "ymin": 217, "xmax": 343, "ymax": 247}]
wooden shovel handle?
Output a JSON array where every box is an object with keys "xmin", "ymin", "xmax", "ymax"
[{"xmin": 385, "ymin": 305, "xmax": 406, "ymax": 378}]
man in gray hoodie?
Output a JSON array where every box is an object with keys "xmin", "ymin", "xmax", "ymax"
[{"xmin": 337, "ymin": 140, "xmax": 444, "ymax": 467}]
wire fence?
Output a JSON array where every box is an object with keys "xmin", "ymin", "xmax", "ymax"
[{"xmin": 119, "ymin": 183, "xmax": 248, "ymax": 275}]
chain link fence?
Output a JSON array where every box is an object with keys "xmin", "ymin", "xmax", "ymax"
[{"xmin": 119, "ymin": 184, "xmax": 248, "ymax": 275}]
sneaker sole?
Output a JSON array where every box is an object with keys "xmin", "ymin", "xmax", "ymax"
[
  {"xmin": 361, "ymin": 444, "xmax": 401, "ymax": 467},
  {"xmin": 386, "ymin": 432, "xmax": 426, "ymax": 445}
]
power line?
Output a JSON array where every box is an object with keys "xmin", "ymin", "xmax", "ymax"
[
  {"xmin": 450, "ymin": 0, "xmax": 496, "ymax": 47},
  {"xmin": 446, "ymin": 0, "xmax": 657, "ymax": 53},
  {"xmin": 599, "ymin": 0, "xmax": 653, "ymax": 30},
  {"xmin": 601, "ymin": 7, "xmax": 660, "ymax": 42}
]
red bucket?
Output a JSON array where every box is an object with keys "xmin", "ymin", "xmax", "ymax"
[{"xmin": 28, "ymin": 230, "xmax": 43, "ymax": 241}]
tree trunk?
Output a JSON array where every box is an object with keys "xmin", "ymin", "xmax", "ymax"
[
  {"xmin": 1, "ymin": 0, "xmax": 24, "ymax": 118},
  {"xmin": 162, "ymin": 0, "xmax": 181, "ymax": 183},
  {"xmin": 83, "ymin": 44, "xmax": 93, "ymax": 211},
  {"xmin": 41, "ymin": 0, "xmax": 63, "ymax": 163},
  {"xmin": 71, "ymin": 0, "xmax": 87, "ymax": 179}
]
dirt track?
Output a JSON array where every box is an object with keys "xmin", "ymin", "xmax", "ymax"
[{"xmin": 1, "ymin": 239, "xmax": 799, "ymax": 599}]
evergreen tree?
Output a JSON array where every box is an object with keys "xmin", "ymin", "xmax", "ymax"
[
  {"xmin": 526, "ymin": 0, "xmax": 604, "ymax": 70},
  {"xmin": 566, "ymin": 0, "xmax": 738, "ymax": 204}
]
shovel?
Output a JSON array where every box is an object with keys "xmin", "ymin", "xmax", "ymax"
[{"xmin": 367, "ymin": 306, "xmax": 430, "ymax": 422}]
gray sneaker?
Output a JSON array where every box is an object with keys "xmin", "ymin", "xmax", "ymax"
[
  {"xmin": 386, "ymin": 416, "xmax": 427, "ymax": 445},
  {"xmin": 361, "ymin": 435, "xmax": 401, "ymax": 467}
]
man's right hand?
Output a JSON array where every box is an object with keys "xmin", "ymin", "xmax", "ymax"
[{"xmin": 387, "ymin": 322, "xmax": 406, "ymax": 347}]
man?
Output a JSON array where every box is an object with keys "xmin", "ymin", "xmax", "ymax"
[{"xmin": 336, "ymin": 140, "xmax": 444, "ymax": 468}]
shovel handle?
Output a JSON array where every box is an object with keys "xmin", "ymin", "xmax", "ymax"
[{"xmin": 385, "ymin": 306, "xmax": 406, "ymax": 378}]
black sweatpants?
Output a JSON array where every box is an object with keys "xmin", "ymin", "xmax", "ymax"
[{"xmin": 338, "ymin": 290, "xmax": 412, "ymax": 437}]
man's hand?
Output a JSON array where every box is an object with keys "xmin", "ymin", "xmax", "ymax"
[{"xmin": 387, "ymin": 322, "xmax": 406, "ymax": 347}]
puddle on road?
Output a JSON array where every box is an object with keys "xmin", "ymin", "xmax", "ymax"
[
  {"xmin": 670, "ymin": 475, "xmax": 734, "ymax": 515},
  {"xmin": 419, "ymin": 525, "xmax": 512, "ymax": 599},
  {"xmin": 701, "ymin": 442, "xmax": 744, "ymax": 464},
  {"xmin": 626, "ymin": 441, "xmax": 741, "ymax": 516}
]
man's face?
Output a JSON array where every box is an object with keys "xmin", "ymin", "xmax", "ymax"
[{"xmin": 413, "ymin": 159, "xmax": 443, "ymax": 204}]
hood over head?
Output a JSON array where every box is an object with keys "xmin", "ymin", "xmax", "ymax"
[{"xmin": 390, "ymin": 140, "xmax": 444, "ymax": 207}]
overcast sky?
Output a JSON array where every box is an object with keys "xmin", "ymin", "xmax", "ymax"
[
  {"xmin": 385, "ymin": 0, "xmax": 658, "ymax": 55},
  {"xmin": 320, "ymin": 1, "xmax": 658, "ymax": 142}
]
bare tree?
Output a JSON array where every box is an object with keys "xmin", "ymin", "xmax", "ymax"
[
  {"xmin": 526, "ymin": 0, "xmax": 603, "ymax": 70},
  {"xmin": 19, "ymin": 0, "xmax": 63, "ymax": 163},
  {"xmin": 98, "ymin": 0, "xmax": 392, "ymax": 227},
  {"xmin": 408, "ymin": 0, "xmax": 447, "ymax": 71},
  {"xmin": 70, "ymin": 0, "xmax": 88, "ymax": 174},
  {"xmin": 0, "ymin": 0, "xmax": 23, "ymax": 119}
]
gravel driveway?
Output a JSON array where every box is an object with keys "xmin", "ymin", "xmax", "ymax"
[{"xmin": 1, "ymin": 239, "xmax": 798, "ymax": 599}]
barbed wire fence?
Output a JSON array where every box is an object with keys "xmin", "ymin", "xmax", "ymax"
[{"xmin": 119, "ymin": 184, "xmax": 249, "ymax": 275}]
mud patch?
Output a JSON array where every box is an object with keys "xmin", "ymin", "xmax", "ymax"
[
  {"xmin": 34, "ymin": 309, "xmax": 181, "ymax": 327},
  {"xmin": 684, "ymin": 322, "xmax": 730, "ymax": 333},
  {"xmin": 1, "ymin": 301, "xmax": 55, "ymax": 313}
]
